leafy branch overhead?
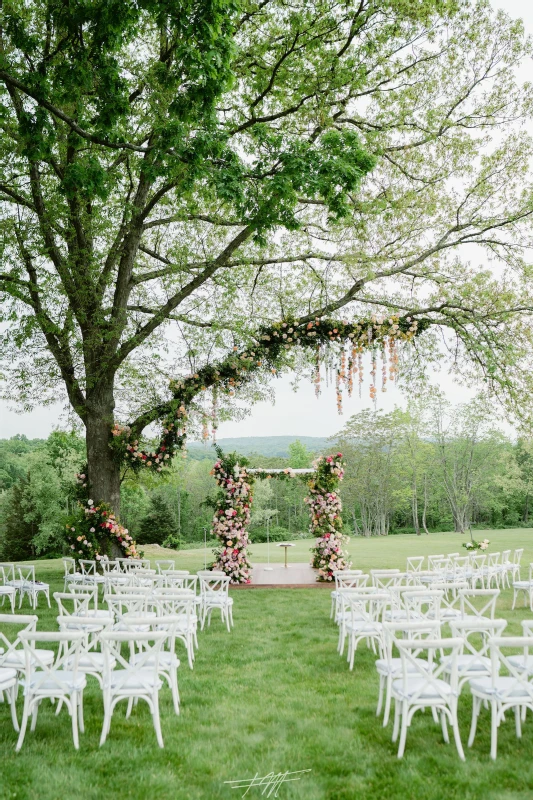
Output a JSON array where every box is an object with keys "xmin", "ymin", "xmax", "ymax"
[{"xmin": 0, "ymin": 0, "xmax": 533, "ymax": 518}]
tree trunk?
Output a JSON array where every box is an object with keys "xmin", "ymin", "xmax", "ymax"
[
  {"xmin": 85, "ymin": 381, "xmax": 122, "ymax": 555},
  {"xmin": 422, "ymin": 473, "xmax": 430, "ymax": 535},
  {"xmin": 412, "ymin": 473, "xmax": 420, "ymax": 535}
]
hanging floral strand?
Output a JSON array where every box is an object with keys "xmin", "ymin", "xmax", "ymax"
[
  {"xmin": 381, "ymin": 341, "xmax": 387, "ymax": 392},
  {"xmin": 211, "ymin": 385, "xmax": 218, "ymax": 442},
  {"xmin": 314, "ymin": 345, "xmax": 321, "ymax": 397}
]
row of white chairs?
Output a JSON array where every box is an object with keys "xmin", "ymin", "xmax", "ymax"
[
  {"xmin": 330, "ymin": 568, "xmax": 533, "ymax": 759},
  {"xmin": 0, "ymin": 567, "xmax": 236, "ymax": 750},
  {"xmin": 0, "ymin": 563, "xmax": 51, "ymax": 610},
  {"xmin": 406, "ymin": 549, "xmax": 523, "ymax": 591}
]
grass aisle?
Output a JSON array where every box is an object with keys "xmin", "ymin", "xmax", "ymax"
[{"xmin": 1, "ymin": 531, "xmax": 533, "ymax": 799}]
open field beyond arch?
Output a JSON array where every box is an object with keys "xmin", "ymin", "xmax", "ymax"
[{"xmin": 1, "ymin": 530, "xmax": 532, "ymax": 800}]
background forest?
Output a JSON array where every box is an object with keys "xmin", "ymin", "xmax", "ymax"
[{"xmin": 1, "ymin": 393, "xmax": 531, "ymax": 561}]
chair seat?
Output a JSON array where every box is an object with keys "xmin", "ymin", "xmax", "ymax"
[
  {"xmin": 23, "ymin": 582, "xmax": 49, "ymax": 590},
  {"xmin": 132, "ymin": 653, "xmax": 180, "ymax": 669},
  {"xmin": 513, "ymin": 581, "xmax": 533, "ymax": 589},
  {"xmin": 108, "ymin": 668, "xmax": 163, "ymax": 692},
  {"xmin": 25, "ymin": 670, "xmax": 87, "ymax": 693},
  {"xmin": 507, "ymin": 654, "xmax": 533, "ymax": 675},
  {"xmin": 0, "ymin": 587, "xmax": 15, "ymax": 596},
  {"xmin": 441, "ymin": 654, "xmax": 491, "ymax": 673},
  {"xmin": 66, "ymin": 653, "xmax": 116, "ymax": 671},
  {"xmin": 345, "ymin": 621, "xmax": 382, "ymax": 634},
  {"xmin": 375, "ymin": 657, "xmax": 428, "ymax": 676},
  {"xmin": 204, "ymin": 596, "xmax": 233, "ymax": 607},
  {"xmin": 392, "ymin": 677, "xmax": 453, "ymax": 701},
  {"xmin": 0, "ymin": 667, "xmax": 18, "ymax": 686},
  {"xmin": 4, "ymin": 649, "xmax": 55, "ymax": 669},
  {"xmin": 470, "ymin": 676, "xmax": 533, "ymax": 700}
]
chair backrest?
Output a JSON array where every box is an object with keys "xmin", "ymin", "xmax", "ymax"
[
  {"xmin": 100, "ymin": 629, "xmax": 167, "ymax": 691},
  {"xmin": 428, "ymin": 555, "xmax": 445, "ymax": 570},
  {"xmin": 335, "ymin": 572, "xmax": 369, "ymax": 590},
  {"xmin": 155, "ymin": 560, "xmax": 176, "ymax": 573},
  {"xmin": 341, "ymin": 591, "xmax": 390, "ymax": 623},
  {"xmin": 198, "ymin": 573, "xmax": 231, "ymax": 596},
  {"xmin": 19, "ymin": 630, "xmax": 85, "ymax": 693},
  {"xmin": 18, "ymin": 564, "xmax": 36, "ymax": 584},
  {"xmin": 151, "ymin": 590, "xmax": 195, "ymax": 618},
  {"xmin": 488, "ymin": 637, "xmax": 533, "ymax": 704},
  {"xmin": 449, "ymin": 617, "xmax": 507, "ymax": 669},
  {"xmin": 67, "ymin": 583, "xmax": 99, "ymax": 606},
  {"xmin": 431, "ymin": 581, "xmax": 468, "ymax": 613},
  {"xmin": 101, "ymin": 560, "xmax": 122, "ymax": 575},
  {"xmin": 470, "ymin": 553, "xmax": 486, "ymax": 570},
  {"xmin": 54, "ymin": 591, "xmax": 94, "ymax": 618},
  {"xmin": 396, "ymin": 637, "xmax": 464, "ymax": 702},
  {"xmin": 79, "ymin": 560, "xmax": 97, "ymax": 577},
  {"xmin": 0, "ymin": 613, "xmax": 38, "ymax": 668},
  {"xmin": 488, "ymin": 552, "xmax": 501, "ymax": 568},
  {"xmin": 0, "ymin": 563, "xmax": 15, "ymax": 582},
  {"xmin": 514, "ymin": 548, "xmax": 524, "ymax": 566},
  {"xmin": 112, "ymin": 585, "xmax": 152, "ymax": 597},
  {"xmin": 105, "ymin": 593, "xmax": 149, "ymax": 620},
  {"xmin": 501, "ymin": 549, "xmax": 511, "ymax": 565},
  {"xmin": 402, "ymin": 589, "xmax": 443, "ymax": 620},
  {"xmin": 372, "ymin": 572, "xmax": 405, "ymax": 590},
  {"xmin": 62, "ymin": 557, "xmax": 77, "ymax": 576},
  {"xmin": 122, "ymin": 559, "xmax": 151, "ymax": 572},
  {"xmin": 459, "ymin": 588, "xmax": 499, "ymax": 619},
  {"xmin": 381, "ymin": 619, "xmax": 441, "ymax": 661},
  {"xmin": 406, "ymin": 556, "xmax": 425, "ymax": 573}
]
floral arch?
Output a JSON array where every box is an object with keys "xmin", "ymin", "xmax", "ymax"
[{"xmin": 210, "ymin": 448, "xmax": 349, "ymax": 584}]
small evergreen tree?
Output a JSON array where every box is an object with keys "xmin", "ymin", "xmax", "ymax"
[
  {"xmin": 137, "ymin": 493, "xmax": 179, "ymax": 547},
  {"xmin": 0, "ymin": 475, "xmax": 35, "ymax": 561}
]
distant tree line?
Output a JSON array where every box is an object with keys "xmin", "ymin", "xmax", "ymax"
[{"xmin": 0, "ymin": 394, "xmax": 531, "ymax": 560}]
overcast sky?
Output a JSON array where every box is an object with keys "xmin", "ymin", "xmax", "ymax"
[{"xmin": 0, "ymin": 0, "xmax": 530, "ymax": 441}]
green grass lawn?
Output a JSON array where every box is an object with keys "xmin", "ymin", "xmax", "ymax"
[{"xmin": 3, "ymin": 529, "xmax": 533, "ymax": 800}]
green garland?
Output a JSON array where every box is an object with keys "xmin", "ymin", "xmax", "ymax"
[{"xmin": 111, "ymin": 313, "xmax": 429, "ymax": 473}]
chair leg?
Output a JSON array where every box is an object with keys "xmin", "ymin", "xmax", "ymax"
[
  {"xmin": 392, "ymin": 699, "xmax": 400, "ymax": 742},
  {"xmin": 490, "ymin": 701, "xmax": 498, "ymax": 760},
  {"xmin": 8, "ymin": 685, "xmax": 19, "ymax": 732},
  {"xmin": 451, "ymin": 703, "xmax": 465, "ymax": 761},
  {"xmin": 71, "ymin": 694, "xmax": 79, "ymax": 749},
  {"xmin": 376, "ymin": 676, "xmax": 384, "ymax": 716},
  {"xmin": 440, "ymin": 710, "xmax": 449, "ymax": 744},
  {"xmin": 30, "ymin": 702, "xmax": 39, "ymax": 732},
  {"xmin": 126, "ymin": 697, "xmax": 134, "ymax": 719},
  {"xmin": 100, "ymin": 700, "xmax": 112, "ymax": 746},
  {"xmin": 16, "ymin": 698, "xmax": 31, "ymax": 752},
  {"xmin": 152, "ymin": 692, "xmax": 164, "ymax": 749},
  {"xmin": 468, "ymin": 696, "xmax": 480, "ymax": 747},
  {"xmin": 78, "ymin": 691, "xmax": 85, "ymax": 734},
  {"xmin": 515, "ymin": 705, "xmax": 522, "ymax": 739},
  {"xmin": 397, "ymin": 702, "xmax": 408, "ymax": 758},
  {"xmin": 383, "ymin": 676, "xmax": 393, "ymax": 727}
]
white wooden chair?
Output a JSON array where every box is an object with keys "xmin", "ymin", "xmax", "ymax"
[
  {"xmin": 62, "ymin": 558, "xmax": 83, "ymax": 591},
  {"xmin": 406, "ymin": 556, "xmax": 425, "ymax": 574},
  {"xmin": 128, "ymin": 615, "xmax": 182, "ymax": 714},
  {"xmin": 79, "ymin": 560, "xmax": 106, "ymax": 593},
  {"xmin": 391, "ymin": 636, "xmax": 465, "ymax": 760},
  {"xmin": 16, "ymin": 630, "xmax": 86, "ymax": 751},
  {"xmin": 155, "ymin": 560, "xmax": 176, "ymax": 573},
  {"xmin": 99, "ymin": 629, "xmax": 167, "ymax": 747},
  {"xmin": 429, "ymin": 581, "xmax": 468, "ymax": 620},
  {"xmin": 343, "ymin": 591, "xmax": 390, "ymax": 670},
  {"xmin": 198, "ymin": 573, "xmax": 233, "ymax": 632},
  {"xmin": 0, "ymin": 566, "xmax": 16, "ymax": 612},
  {"xmin": 512, "ymin": 562, "xmax": 533, "ymax": 610},
  {"xmin": 511, "ymin": 548, "xmax": 524, "ymax": 582},
  {"xmin": 469, "ymin": 553, "xmax": 487, "ymax": 589},
  {"xmin": 446, "ymin": 617, "xmax": 507, "ymax": 692},
  {"xmin": 377, "ymin": 619, "xmax": 440, "ymax": 728},
  {"xmin": 151, "ymin": 590, "xmax": 197, "ymax": 668},
  {"xmin": 0, "ymin": 613, "xmax": 54, "ymax": 678},
  {"xmin": 458, "ymin": 588, "xmax": 499, "ymax": 621},
  {"xmin": 331, "ymin": 570, "xmax": 367, "ymax": 620},
  {"xmin": 57, "ymin": 616, "xmax": 115, "ymax": 688},
  {"xmin": 468, "ymin": 636, "xmax": 533, "ymax": 760},
  {"xmin": 499, "ymin": 549, "xmax": 512, "ymax": 588},
  {"xmin": 17, "ymin": 565, "xmax": 50, "ymax": 609}
]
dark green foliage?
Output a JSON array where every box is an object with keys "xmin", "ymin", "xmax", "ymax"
[
  {"xmin": 0, "ymin": 475, "xmax": 35, "ymax": 561},
  {"xmin": 137, "ymin": 491, "xmax": 179, "ymax": 545}
]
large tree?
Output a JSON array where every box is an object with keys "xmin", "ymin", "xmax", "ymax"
[{"xmin": 1, "ymin": 0, "xmax": 533, "ymax": 518}]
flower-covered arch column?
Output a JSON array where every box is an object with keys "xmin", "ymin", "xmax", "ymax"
[{"xmin": 210, "ymin": 449, "xmax": 350, "ymax": 583}]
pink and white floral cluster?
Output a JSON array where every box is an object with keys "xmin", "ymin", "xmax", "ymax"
[
  {"xmin": 211, "ymin": 457, "xmax": 253, "ymax": 584},
  {"xmin": 308, "ymin": 454, "xmax": 351, "ymax": 581},
  {"xmin": 65, "ymin": 499, "xmax": 141, "ymax": 561}
]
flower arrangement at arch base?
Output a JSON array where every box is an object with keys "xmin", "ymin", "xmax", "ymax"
[
  {"xmin": 210, "ymin": 448, "xmax": 253, "ymax": 584},
  {"xmin": 65, "ymin": 495, "xmax": 142, "ymax": 562},
  {"xmin": 308, "ymin": 454, "xmax": 351, "ymax": 581},
  {"xmin": 463, "ymin": 538, "xmax": 489, "ymax": 552}
]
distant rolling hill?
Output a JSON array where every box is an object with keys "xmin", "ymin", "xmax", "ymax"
[{"xmin": 187, "ymin": 435, "xmax": 330, "ymax": 459}]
